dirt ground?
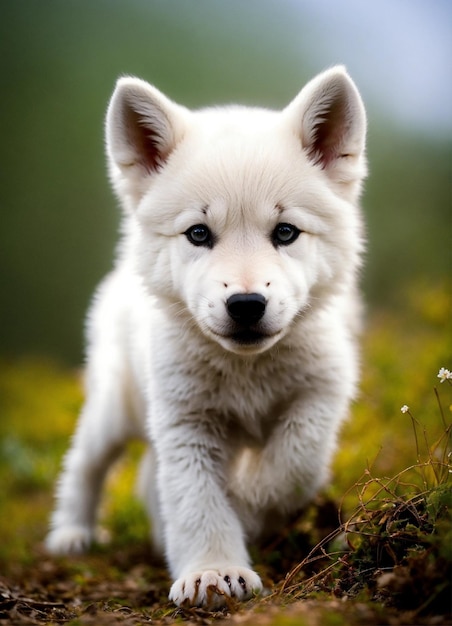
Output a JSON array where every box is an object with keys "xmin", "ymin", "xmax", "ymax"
[{"xmin": 1, "ymin": 499, "xmax": 451, "ymax": 626}]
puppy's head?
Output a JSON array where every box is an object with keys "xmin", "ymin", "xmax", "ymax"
[{"xmin": 106, "ymin": 67, "xmax": 367, "ymax": 355}]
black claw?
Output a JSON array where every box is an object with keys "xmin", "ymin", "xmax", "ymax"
[
  {"xmin": 191, "ymin": 577, "xmax": 201, "ymax": 602},
  {"xmin": 238, "ymin": 576, "xmax": 247, "ymax": 592},
  {"xmin": 224, "ymin": 575, "xmax": 231, "ymax": 589}
]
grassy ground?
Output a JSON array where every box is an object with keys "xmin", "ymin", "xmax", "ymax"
[{"xmin": 0, "ymin": 282, "xmax": 451, "ymax": 625}]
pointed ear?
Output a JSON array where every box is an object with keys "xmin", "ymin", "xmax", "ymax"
[
  {"xmin": 285, "ymin": 66, "xmax": 367, "ymax": 183},
  {"xmin": 105, "ymin": 77, "xmax": 188, "ymax": 207}
]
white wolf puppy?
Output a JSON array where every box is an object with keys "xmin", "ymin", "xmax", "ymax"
[{"xmin": 46, "ymin": 66, "xmax": 367, "ymax": 608}]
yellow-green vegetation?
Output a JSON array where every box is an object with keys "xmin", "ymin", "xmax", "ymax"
[
  {"xmin": 0, "ymin": 281, "xmax": 450, "ymax": 625},
  {"xmin": 0, "ymin": 359, "xmax": 83, "ymax": 565}
]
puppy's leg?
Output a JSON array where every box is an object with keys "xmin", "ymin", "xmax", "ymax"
[
  {"xmin": 232, "ymin": 389, "xmax": 350, "ymax": 519},
  {"xmin": 45, "ymin": 380, "xmax": 130, "ymax": 555},
  {"xmin": 153, "ymin": 419, "xmax": 263, "ymax": 608}
]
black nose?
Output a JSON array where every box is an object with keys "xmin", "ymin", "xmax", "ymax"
[{"xmin": 226, "ymin": 293, "xmax": 267, "ymax": 325}]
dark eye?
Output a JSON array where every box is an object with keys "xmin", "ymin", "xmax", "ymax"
[
  {"xmin": 184, "ymin": 224, "xmax": 214, "ymax": 248},
  {"xmin": 271, "ymin": 223, "xmax": 301, "ymax": 246}
]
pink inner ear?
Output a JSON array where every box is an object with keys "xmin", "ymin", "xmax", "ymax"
[
  {"xmin": 124, "ymin": 107, "xmax": 166, "ymax": 173},
  {"xmin": 308, "ymin": 93, "xmax": 352, "ymax": 169}
]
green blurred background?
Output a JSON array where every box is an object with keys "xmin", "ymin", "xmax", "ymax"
[{"xmin": 1, "ymin": 0, "xmax": 451, "ymax": 364}]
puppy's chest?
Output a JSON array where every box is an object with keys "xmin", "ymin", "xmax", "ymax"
[
  {"xmin": 196, "ymin": 357, "xmax": 303, "ymax": 438},
  {"xmin": 151, "ymin": 341, "xmax": 309, "ymax": 439}
]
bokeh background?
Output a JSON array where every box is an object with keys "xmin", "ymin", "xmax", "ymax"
[{"xmin": 1, "ymin": 0, "xmax": 451, "ymax": 364}]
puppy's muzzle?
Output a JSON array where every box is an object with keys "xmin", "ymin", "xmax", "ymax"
[{"xmin": 226, "ymin": 293, "xmax": 267, "ymax": 325}]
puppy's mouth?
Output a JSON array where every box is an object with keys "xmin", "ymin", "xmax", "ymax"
[
  {"xmin": 208, "ymin": 324, "xmax": 283, "ymax": 353},
  {"xmin": 229, "ymin": 329, "xmax": 269, "ymax": 345}
]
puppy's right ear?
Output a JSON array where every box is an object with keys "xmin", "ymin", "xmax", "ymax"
[{"xmin": 106, "ymin": 77, "xmax": 188, "ymax": 207}]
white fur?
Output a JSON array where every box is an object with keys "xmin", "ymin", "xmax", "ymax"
[{"xmin": 46, "ymin": 66, "xmax": 367, "ymax": 608}]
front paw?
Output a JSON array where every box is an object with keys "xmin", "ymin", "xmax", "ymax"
[
  {"xmin": 45, "ymin": 525, "xmax": 93, "ymax": 555},
  {"xmin": 169, "ymin": 566, "xmax": 263, "ymax": 608}
]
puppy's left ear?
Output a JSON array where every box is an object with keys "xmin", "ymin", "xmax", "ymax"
[{"xmin": 285, "ymin": 66, "xmax": 367, "ymax": 191}]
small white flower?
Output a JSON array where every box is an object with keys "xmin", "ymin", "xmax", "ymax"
[
  {"xmin": 401, "ymin": 405, "xmax": 409, "ymax": 413},
  {"xmin": 438, "ymin": 367, "xmax": 452, "ymax": 383}
]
